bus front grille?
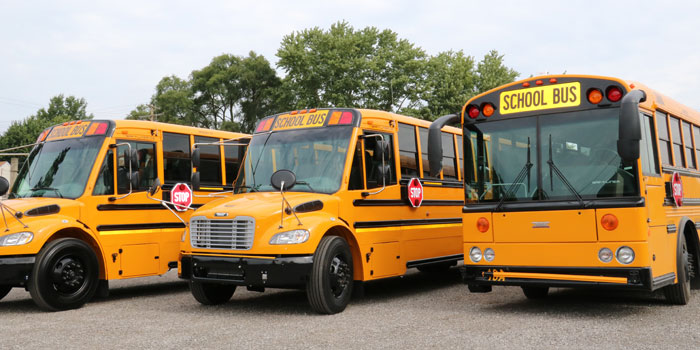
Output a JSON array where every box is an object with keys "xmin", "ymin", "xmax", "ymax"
[{"xmin": 190, "ymin": 216, "xmax": 255, "ymax": 250}]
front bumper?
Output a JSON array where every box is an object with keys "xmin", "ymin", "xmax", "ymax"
[
  {"xmin": 0, "ymin": 255, "xmax": 35, "ymax": 286},
  {"xmin": 180, "ymin": 254, "xmax": 314, "ymax": 288},
  {"xmin": 462, "ymin": 265, "xmax": 656, "ymax": 291}
]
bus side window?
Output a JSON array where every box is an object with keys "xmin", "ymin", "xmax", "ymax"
[
  {"xmin": 364, "ymin": 132, "xmax": 397, "ymax": 189},
  {"xmin": 418, "ymin": 127, "xmax": 431, "ymax": 178},
  {"xmin": 656, "ymin": 111, "xmax": 672, "ymax": 165},
  {"xmin": 397, "ymin": 123, "xmax": 419, "ymax": 177},
  {"xmin": 639, "ymin": 113, "xmax": 660, "ymax": 176},
  {"xmin": 163, "ymin": 132, "xmax": 191, "ymax": 183},
  {"xmin": 441, "ymin": 132, "xmax": 457, "ymax": 180},
  {"xmin": 456, "ymin": 135, "xmax": 464, "ymax": 181},
  {"xmin": 682, "ymin": 121, "xmax": 696, "ymax": 169},
  {"xmin": 348, "ymin": 141, "xmax": 364, "ymax": 190},
  {"xmin": 669, "ymin": 116, "xmax": 685, "ymax": 167},
  {"xmin": 93, "ymin": 149, "xmax": 114, "ymax": 195},
  {"xmin": 694, "ymin": 126, "xmax": 700, "ymax": 170},
  {"xmin": 194, "ymin": 136, "xmax": 222, "ymax": 186},
  {"xmin": 117, "ymin": 142, "xmax": 156, "ymax": 194}
]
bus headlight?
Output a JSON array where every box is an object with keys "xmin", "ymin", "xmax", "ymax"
[
  {"xmin": 270, "ymin": 229, "xmax": 310, "ymax": 245},
  {"xmin": 616, "ymin": 246, "xmax": 635, "ymax": 264},
  {"xmin": 484, "ymin": 248, "xmax": 495, "ymax": 262},
  {"xmin": 0, "ymin": 232, "xmax": 33, "ymax": 246},
  {"xmin": 469, "ymin": 247, "xmax": 482, "ymax": 262},
  {"xmin": 598, "ymin": 247, "xmax": 613, "ymax": 263}
]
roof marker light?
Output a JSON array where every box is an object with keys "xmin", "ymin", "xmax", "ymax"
[
  {"xmin": 522, "ymin": 82, "xmax": 531, "ymax": 88},
  {"xmin": 535, "ymin": 80, "xmax": 543, "ymax": 86},
  {"xmin": 549, "ymin": 78, "xmax": 557, "ymax": 84},
  {"xmin": 588, "ymin": 89, "xmax": 603, "ymax": 104},
  {"xmin": 482, "ymin": 103, "xmax": 495, "ymax": 117},
  {"xmin": 290, "ymin": 110, "xmax": 298, "ymax": 115}
]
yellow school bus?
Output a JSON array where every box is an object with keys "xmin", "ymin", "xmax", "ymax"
[
  {"xmin": 435, "ymin": 74, "xmax": 700, "ymax": 303},
  {"xmin": 0, "ymin": 119, "xmax": 247, "ymax": 310},
  {"xmin": 178, "ymin": 108, "xmax": 464, "ymax": 314}
]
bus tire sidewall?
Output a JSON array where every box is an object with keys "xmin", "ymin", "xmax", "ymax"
[
  {"xmin": 29, "ymin": 238, "xmax": 99, "ymax": 311},
  {"xmin": 189, "ymin": 280, "xmax": 236, "ymax": 305},
  {"xmin": 307, "ymin": 235, "xmax": 353, "ymax": 315},
  {"xmin": 664, "ymin": 231, "xmax": 691, "ymax": 305}
]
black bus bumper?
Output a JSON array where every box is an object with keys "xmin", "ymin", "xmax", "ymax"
[
  {"xmin": 180, "ymin": 254, "xmax": 314, "ymax": 288},
  {"xmin": 461, "ymin": 265, "xmax": 662, "ymax": 291},
  {"xmin": 0, "ymin": 256, "xmax": 35, "ymax": 287}
]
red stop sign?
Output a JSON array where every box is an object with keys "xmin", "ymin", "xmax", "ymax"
[
  {"xmin": 672, "ymin": 172, "xmax": 683, "ymax": 207},
  {"xmin": 171, "ymin": 183, "xmax": 193, "ymax": 211},
  {"xmin": 407, "ymin": 177, "xmax": 423, "ymax": 208}
]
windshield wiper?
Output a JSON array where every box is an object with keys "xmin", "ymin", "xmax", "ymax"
[
  {"xmin": 494, "ymin": 137, "xmax": 532, "ymax": 212},
  {"xmin": 31, "ymin": 186, "xmax": 63, "ymax": 198},
  {"xmin": 546, "ymin": 134, "xmax": 584, "ymax": 207},
  {"xmin": 295, "ymin": 181, "xmax": 317, "ymax": 193}
]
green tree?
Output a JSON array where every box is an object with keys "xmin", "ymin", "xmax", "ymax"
[
  {"xmin": 476, "ymin": 50, "xmax": 519, "ymax": 93},
  {"xmin": 0, "ymin": 95, "xmax": 94, "ymax": 152},
  {"xmin": 414, "ymin": 50, "xmax": 478, "ymax": 120},
  {"xmin": 277, "ymin": 21, "xmax": 426, "ymax": 112}
]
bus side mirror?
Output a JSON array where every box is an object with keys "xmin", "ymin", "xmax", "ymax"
[
  {"xmin": 148, "ymin": 178, "xmax": 161, "ymax": 196},
  {"xmin": 617, "ymin": 89, "xmax": 646, "ymax": 162},
  {"xmin": 0, "ymin": 176, "xmax": 9, "ymax": 197},
  {"xmin": 373, "ymin": 140, "xmax": 389, "ymax": 162},
  {"xmin": 428, "ymin": 114, "xmax": 460, "ymax": 177},
  {"xmin": 191, "ymin": 172, "xmax": 201, "ymax": 191},
  {"xmin": 271, "ymin": 169, "xmax": 296, "ymax": 191},
  {"xmin": 192, "ymin": 148, "xmax": 201, "ymax": 168}
]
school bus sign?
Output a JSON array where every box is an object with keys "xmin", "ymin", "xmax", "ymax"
[
  {"xmin": 499, "ymin": 82, "xmax": 581, "ymax": 115},
  {"xmin": 271, "ymin": 110, "xmax": 329, "ymax": 131}
]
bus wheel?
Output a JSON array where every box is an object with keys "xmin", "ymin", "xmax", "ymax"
[
  {"xmin": 0, "ymin": 285, "xmax": 11, "ymax": 300},
  {"xmin": 190, "ymin": 281, "xmax": 236, "ymax": 305},
  {"xmin": 664, "ymin": 232, "xmax": 692, "ymax": 305},
  {"xmin": 307, "ymin": 236, "xmax": 353, "ymax": 314},
  {"xmin": 522, "ymin": 286, "xmax": 549, "ymax": 299},
  {"xmin": 29, "ymin": 238, "xmax": 99, "ymax": 311}
]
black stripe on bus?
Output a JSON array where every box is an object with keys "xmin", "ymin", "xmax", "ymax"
[
  {"xmin": 406, "ymin": 254, "xmax": 463, "ymax": 268},
  {"xmin": 97, "ymin": 203, "xmax": 204, "ymax": 211},
  {"xmin": 353, "ymin": 199, "xmax": 463, "ymax": 207},
  {"xmin": 354, "ymin": 217, "xmax": 462, "ymax": 229},
  {"xmin": 97, "ymin": 222, "xmax": 186, "ymax": 231}
]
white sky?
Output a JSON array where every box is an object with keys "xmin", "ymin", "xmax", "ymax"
[{"xmin": 1, "ymin": 0, "xmax": 699, "ymax": 133}]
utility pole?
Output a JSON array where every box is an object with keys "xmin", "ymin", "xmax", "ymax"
[{"xmin": 149, "ymin": 104, "xmax": 156, "ymax": 121}]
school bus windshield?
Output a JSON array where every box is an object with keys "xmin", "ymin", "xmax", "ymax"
[
  {"xmin": 466, "ymin": 108, "xmax": 638, "ymax": 203},
  {"xmin": 10, "ymin": 136, "xmax": 105, "ymax": 199},
  {"xmin": 236, "ymin": 126, "xmax": 353, "ymax": 194}
]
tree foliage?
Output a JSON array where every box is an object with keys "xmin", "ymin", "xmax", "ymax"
[
  {"xmin": 129, "ymin": 23, "xmax": 519, "ymax": 131},
  {"xmin": 0, "ymin": 95, "xmax": 93, "ymax": 152}
]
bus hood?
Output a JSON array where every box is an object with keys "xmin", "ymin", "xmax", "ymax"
[
  {"xmin": 0, "ymin": 198, "xmax": 82, "ymax": 229},
  {"xmin": 194, "ymin": 192, "xmax": 338, "ymax": 221}
]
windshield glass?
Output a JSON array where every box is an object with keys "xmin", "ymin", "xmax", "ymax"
[
  {"xmin": 236, "ymin": 127, "xmax": 353, "ymax": 194},
  {"xmin": 11, "ymin": 136, "xmax": 105, "ymax": 199},
  {"xmin": 465, "ymin": 108, "xmax": 638, "ymax": 203}
]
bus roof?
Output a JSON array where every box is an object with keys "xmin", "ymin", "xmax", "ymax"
[
  {"xmin": 112, "ymin": 119, "xmax": 248, "ymax": 139},
  {"xmin": 462, "ymin": 74, "xmax": 700, "ymax": 124}
]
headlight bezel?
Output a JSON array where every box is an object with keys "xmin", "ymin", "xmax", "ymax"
[
  {"xmin": 616, "ymin": 246, "xmax": 635, "ymax": 264},
  {"xmin": 469, "ymin": 246, "xmax": 482, "ymax": 263},
  {"xmin": 0, "ymin": 231, "xmax": 34, "ymax": 246},
  {"xmin": 269, "ymin": 229, "xmax": 310, "ymax": 245}
]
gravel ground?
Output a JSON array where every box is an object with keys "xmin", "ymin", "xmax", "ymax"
[{"xmin": 1, "ymin": 268, "xmax": 697, "ymax": 349}]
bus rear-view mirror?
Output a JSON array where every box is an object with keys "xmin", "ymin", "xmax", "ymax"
[
  {"xmin": 0, "ymin": 176, "xmax": 9, "ymax": 197},
  {"xmin": 191, "ymin": 172, "xmax": 201, "ymax": 191},
  {"xmin": 192, "ymin": 148, "xmax": 201, "ymax": 168},
  {"xmin": 428, "ymin": 114, "xmax": 460, "ymax": 177},
  {"xmin": 271, "ymin": 169, "xmax": 296, "ymax": 191},
  {"xmin": 617, "ymin": 89, "xmax": 646, "ymax": 162}
]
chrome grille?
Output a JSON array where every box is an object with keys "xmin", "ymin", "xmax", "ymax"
[{"xmin": 190, "ymin": 216, "xmax": 255, "ymax": 250}]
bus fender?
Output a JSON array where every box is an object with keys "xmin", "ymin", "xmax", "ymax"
[
  {"xmin": 676, "ymin": 216, "xmax": 700, "ymax": 289},
  {"xmin": 310, "ymin": 219, "xmax": 364, "ymax": 281}
]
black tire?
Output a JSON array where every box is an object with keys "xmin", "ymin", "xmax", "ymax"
[
  {"xmin": 522, "ymin": 286, "xmax": 549, "ymax": 299},
  {"xmin": 306, "ymin": 236, "xmax": 354, "ymax": 314},
  {"xmin": 190, "ymin": 280, "xmax": 236, "ymax": 305},
  {"xmin": 664, "ymin": 232, "xmax": 692, "ymax": 305},
  {"xmin": 28, "ymin": 238, "xmax": 99, "ymax": 311},
  {"xmin": 416, "ymin": 261, "xmax": 456, "ymax": 274},
  {"xmin": 0, "ymin": 285, "xmax": 12, "ymax": 301}
]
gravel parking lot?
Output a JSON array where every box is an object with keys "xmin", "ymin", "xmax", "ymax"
[{"xmin": 1, "ymin": 268, "xmax": 698, "ymax": 349}]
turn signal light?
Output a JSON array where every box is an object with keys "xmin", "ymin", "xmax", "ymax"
[
  {"xmin": 482, "ymin": 103, "xmax": 495, "ymax": 117},
  {"xmin": 601, "ymin": 214, "xmax": 619, "ymax": 231},
  {"xmin": 467, "ymin": 105, "xmax": 480, "ymax": 119},
  {"xmin": 606, "ymin": 86, "xmax": 623, "ymax": 102},
  {"xmin": 588, "ymin": 89, "xmax": 603, "ymax": 104},
  {"xmin": 476, "ymin": 217, "xmax": 490, "ymax": 233}
]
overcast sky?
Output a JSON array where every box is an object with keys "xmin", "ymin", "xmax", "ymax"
[{"xmin": 1, "ymin": 0, "xmax": 699, "ymax": 133}]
